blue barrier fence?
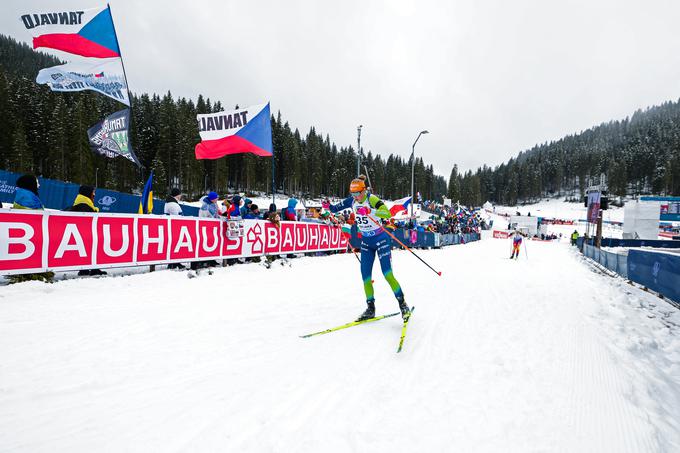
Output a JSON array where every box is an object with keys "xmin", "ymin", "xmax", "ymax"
[
  {"xmin": 583, "ymin": 244, "xmax": 629, "ymax": 278},
  {"xmin": 581, "ymin": 240, "xmax": 680, "ymax": 304},
  {"xmin": 0, "ymin": 169, "xmax": 199, "ymax": 216},
  {"xmin": 599, "ymin": 238, "xmax": 680, "ymax": 248},
  {"xmin": 628, "ymin": 250, "xmax": 680, "ymax": 303},
  {"xmin": 347, "ymin": 225, "xmax": 479, "ymax": 250}
]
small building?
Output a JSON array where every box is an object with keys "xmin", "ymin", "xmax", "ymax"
[{"xmin": 509, "ymin": 215, "xmax": 539, "ymax": 236}]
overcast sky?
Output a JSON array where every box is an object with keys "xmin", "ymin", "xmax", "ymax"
[{"xmin": 4, "ymin": 0, "xmax": 680, "ymax": 177}]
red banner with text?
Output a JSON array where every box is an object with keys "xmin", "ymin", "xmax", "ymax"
[{"xmin": 0, "ymin": 210, "xmax": 349, "ymax": 275}]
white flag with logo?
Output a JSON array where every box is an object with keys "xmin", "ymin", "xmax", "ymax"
[{"xmin": 36, "ymin": 57, "xmax": 130, "ymax": 106}]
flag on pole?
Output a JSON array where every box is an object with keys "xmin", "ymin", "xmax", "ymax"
[
  {"xmin": 87, "ymin": 108, "xmax": 140, "ymax": 165},
  {"xmin": 138, "ymin": 171, "xmax": 154, "ymax": 214},
  {"xmin": 37, "ymin": 57, "xmax": 130, "ymax": 106},
  {"xmin": 21, "ymin": 6, "xmax": 121, "ymax": 58},
  {"xmin": 389, "ymin": 196, "xmax": 412, "ymax": 216},
  {"xmin": 195, "ymin": 103, "xmax": 273, "ymax": 159}
]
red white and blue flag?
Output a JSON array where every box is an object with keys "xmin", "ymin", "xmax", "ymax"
[
  {"xmin": 21, "ymin": 6, "xmax": 121, "ymax": 59},
  {"xmin": 195, "ymin": 103, "xmax": 273, "ymax": 159},
  {"xmin": 389, "ymin": 196, "xmax": 412, "ymax": 216}
]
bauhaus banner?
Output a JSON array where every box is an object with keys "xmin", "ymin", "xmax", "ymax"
[{"xmin": 0, "ymin": 210, "xmax": 348, "ymax": 275}]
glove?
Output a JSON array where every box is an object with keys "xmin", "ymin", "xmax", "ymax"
[
  {"xmin": 321, "ymin": 199, "xmax": 330, "ymax": 209},
  {"xmin": 356, "ymin": 206, "xmax": 370, "ymax": 216}
]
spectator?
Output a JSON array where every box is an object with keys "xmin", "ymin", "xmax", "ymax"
[
  {"xmin": 261, "ymin": 202, "xmax": 278, "ymax": 220},
  {"xmin": 240, "ymin": 198, "xmax": 253, "ymax": 218},
  {"xmin": 8, "ymin": 175, "xmax": 53, "ymax": 283},
  {"xmin": 66, "ymin": 185, "xmax": 99, "ymax": 212},
  {"xmin": 228, "ymin": 195, "xmax": 242, "ymax": 219},
  {"xmin": 164, "ymin": 188, "xmax": 185, "ymax": 269},
  {"xmin": 243, "ymin": 204, "xmax": 261, "ymax": 219},
  {"xmin": 12, "ymin": 174, "xmax": 43, "ymax": 210},
  {"xmin": 67, "ymin": 185, "xmax": 107, "ymax": 276},
  {"xmin": 199, "ymin": 191, "xmax": 219, "ymax": 218},
  {"xmin": 164, "ymin": 188, "xmax": 183, "ymax": 216},
  {"xmin": 282, "ymin": 198, "xmax": 298, "ymax": 221}
]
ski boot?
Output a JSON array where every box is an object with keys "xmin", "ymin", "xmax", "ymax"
[
  {"xmin": 356, "ymin": 301, "xmax": 376, "ymax": 321},
  {"xmin": 397, "ymin": 296, "xmax": 411, "ymax": 321}
]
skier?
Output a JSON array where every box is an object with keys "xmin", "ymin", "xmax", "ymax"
[
  {"xmin": 323, "ymin": 175, "xmax": 409, "ymax": 321},
  {"xmin": 510, "ymin": 230, "xmax": 523, "ymax": 259}
]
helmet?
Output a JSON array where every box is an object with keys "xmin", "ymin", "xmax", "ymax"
[{"xmin": 349, "ymin": 178, "xmax": 366, "ymax": 193}]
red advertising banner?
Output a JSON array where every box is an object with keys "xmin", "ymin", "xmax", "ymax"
[
  {"xmin": 492, "ymin": 230, "xmax": 510, "ymax": 239},
  {"xmin": 0, "ymin": 210, "xmax": 348, "ymax": 275}
]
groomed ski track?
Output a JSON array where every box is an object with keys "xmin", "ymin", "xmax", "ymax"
[{"xmin": 1, "ymin": 238, "xmax": 679, "ymax": 452}]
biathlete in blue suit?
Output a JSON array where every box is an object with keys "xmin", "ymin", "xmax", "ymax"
[{"xmin": 324, "ymin": 175, "xmax": 409, "ymax": 321}]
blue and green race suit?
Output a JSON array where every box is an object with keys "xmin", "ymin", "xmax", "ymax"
[{"xmin": 329, "ymin": 193, "xmax": 404, "ymax": 303}]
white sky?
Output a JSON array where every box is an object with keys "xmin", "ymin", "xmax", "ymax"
[{"xmin": 4, "ymin": 0, "xmax": 680, "ymax": 177}]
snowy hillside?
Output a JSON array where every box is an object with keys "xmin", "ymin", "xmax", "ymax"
[{"xmin": 1, "ymin": 239, "xmax": 679, "ymax": 452}]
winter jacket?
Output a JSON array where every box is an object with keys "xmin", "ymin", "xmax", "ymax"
[
  {"xmin": 67, "ymin": 194, "xmax": 99, "ymax": 212},
  {"xmin": 282, "ymin": 198, "xmax": 298, "ymax": 221},
  {"xmin": 199, "ymin": 196, "xmax": 219, "ymax": 218},
  {"xmin": 164, "ymin": 195, "xmax": 183, "ymax": 216},
  {"xmin": 12, "ymin": 188, "xmax": 44, "ymax": 210}
]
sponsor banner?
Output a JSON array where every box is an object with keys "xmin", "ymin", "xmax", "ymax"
[
  {"xmin": 37, "ymin": 57, "xmax": 130, "ymax": 106},
  {"xmin": 587, "ymin": 191, "xmax": 601, "ymax": 224},
  {"xmin": 492, "ymin": 230, "xmax": 510, "ymax": 239},
  {"xmin": 0, "ymin": 210, "xmax": 348, "ymax": 275},
  {"xmin": 195, "ymin": 103, "xmax": 273, "ymax": 159},
  {"xmin": 88, "ymin": 108, "xmax": 140, "ymax": 164}
]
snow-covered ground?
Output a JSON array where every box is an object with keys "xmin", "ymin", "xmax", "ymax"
[{"xmin": 1, "ymin": 237, "xmax": 679, "ymax": 452}]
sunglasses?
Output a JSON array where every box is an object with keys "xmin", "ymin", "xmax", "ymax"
[{"xmin": 350, "ymin": 191, "xmax": 363, "ymax": 196}]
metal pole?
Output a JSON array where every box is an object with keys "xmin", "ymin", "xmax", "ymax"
[
  {"xmin": 357, "ymin": 125, "xmax": 362, "ymax": 177},
  {"xmin": 410, "ymin": 130, "xmax": 428, "ymax": 219},
  {"xmin": 410, "ymin": 141, "xmax": 416, "ymax": 219}
]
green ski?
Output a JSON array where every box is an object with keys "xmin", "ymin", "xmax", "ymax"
[
  {"xmin": 300, "ymin": 311, "xmax": 401, "ymax": 338},
  {"xmin": 396, "ymin": 306, "xmax": 415, "ymax": 353}
]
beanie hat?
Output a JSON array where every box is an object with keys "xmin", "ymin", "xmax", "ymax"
[
  {"xmin": 170, "ymin": 188, "xmax": 181, "ymax": 197},
  {"xmin": 16, "ymin": 174, "xmax": 39, "ymax": 196},
  {"xmin": 208, "ymin": 191, "xmax": 218, "ymax": 201},
  {"xmin": 78, "ymin": 185, "xmax": 95, "ymax": 199},
  {"xmin": 232, "ymin": 195, "xmax": 242, "ymax": 204},
  {"xmin": 250, "ymin": 204, "xmax": 259, "ymax": 211}
]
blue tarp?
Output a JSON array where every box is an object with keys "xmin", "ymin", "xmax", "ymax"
[
  {"xmin": 0, "ymin": 169, "xmax": 199, "ymax": 216},
  {"xmin": 628, "ymin": 249, "xmax": 680, "ymax": 303}
]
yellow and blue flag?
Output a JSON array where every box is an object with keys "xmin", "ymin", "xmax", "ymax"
[{"xmin": 138, "ymin": 171, "xmax": 153, "ymax": 214}]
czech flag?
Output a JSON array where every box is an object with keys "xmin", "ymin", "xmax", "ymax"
[
  {"xmin": 389, "ymin": 196, "xmax": 412, "ymax": 216},
  {"xmin": 195, "ymin": 103, "xmax": 273, "ymax": 160},
  {"xmin": 138, "ymin": 171, "xmax": 154, "ymax": 214},
  {"xmin": 22, "ymin": 6, "xmax": 121, "ymax": 58}
]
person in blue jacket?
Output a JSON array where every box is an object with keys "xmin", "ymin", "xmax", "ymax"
[
  {"xmin": 12, "ymin": 174, "xmax": 43, "ymax": 210},
  {"xmin": 324, "ymin": 175, "xmax": 409, "ymax": 321}
]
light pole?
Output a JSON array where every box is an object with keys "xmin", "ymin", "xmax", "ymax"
[
  {"xmin": 410, "ymin": 130, "xmax": 429, "ymax": 218},
  {"xmin": 357, "ymin": 125, "xmax": 363, "ymax": 177}
]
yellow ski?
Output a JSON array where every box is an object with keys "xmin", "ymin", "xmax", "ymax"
[
  {"xmin": 300, "ymin": 311, "xmax": 401, "ymax": 338},
  {"xmin": 396, "ymin": 306, "xmax": 415, "ymax": 353}
]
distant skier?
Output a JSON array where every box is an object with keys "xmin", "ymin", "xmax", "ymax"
[
  {"xmin": 323, "ymin": 175, "xmax": 409, "ymax": 321},
  {"xmin": 510, "ymin": 230, "xmax": 523, "ymax": 259}
]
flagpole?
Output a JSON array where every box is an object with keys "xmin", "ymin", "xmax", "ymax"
[
  {"xmin": 107, "ymin": 3, "xmax": 142, "ymax": 172},
  {"xmin": 107, "ymin": 3, "xmax": 133, "ymax": 109}
]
